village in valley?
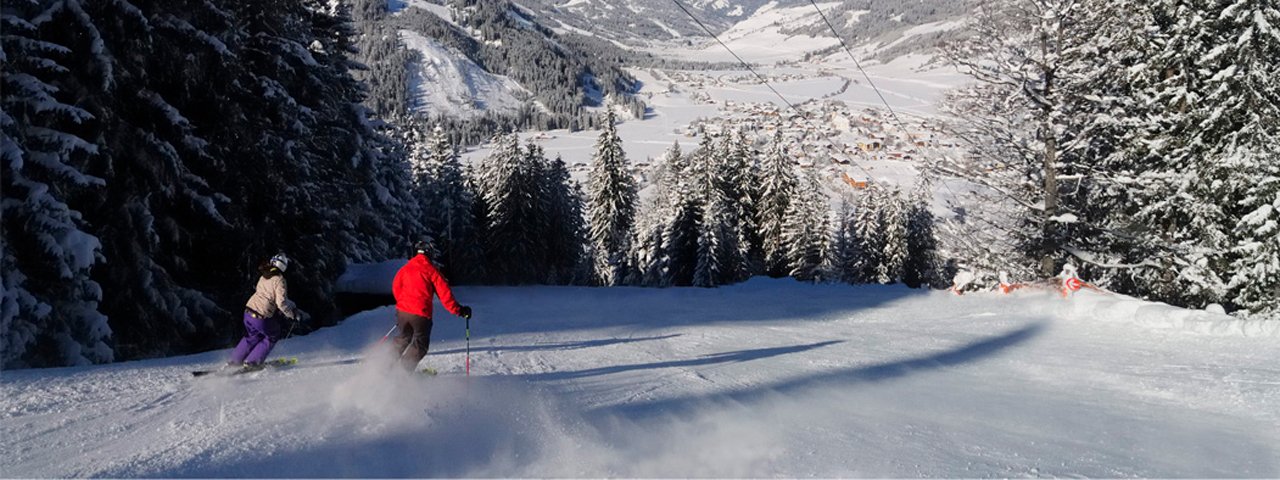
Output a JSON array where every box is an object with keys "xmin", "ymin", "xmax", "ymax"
[{"xmin": 612, "ymin": 69, "xmax": 966, "ymax": 198}]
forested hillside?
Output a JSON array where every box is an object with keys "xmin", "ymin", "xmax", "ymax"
[{"xmin": 350, "ymin": 0, "xmax": 649, "ymax": 145}]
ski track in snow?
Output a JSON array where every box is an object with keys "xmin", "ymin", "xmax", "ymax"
[{"xmin": 2, "ymin": 278, "xmax": 1278, "ymax": 477}]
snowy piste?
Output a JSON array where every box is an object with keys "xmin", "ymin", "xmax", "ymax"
[{"xmin": 2, "ymin": 279, "xmax": 1278, "ymax": 477}]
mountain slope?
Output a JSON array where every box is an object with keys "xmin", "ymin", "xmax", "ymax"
[
  {"xmin": 519, "ymin": 0, "xmax": 775, "ymax": 41},
  {"xmin": 352, "ymin": 0, "xmax": 646, "ymax": 139},
  {"xmin": 520, "ymin": 0, "xmax": 974, "ymax": 61},
  {"xmin": 2, "ymin": 277, "xmax": 1277, "ymax": 477},
  {"xmin": 398, "ymin": 29, "xmax": 531, "ymax": 118}
]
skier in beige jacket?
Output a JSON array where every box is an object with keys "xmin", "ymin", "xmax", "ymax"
[{"xmin": 229, "ymin": 253, "xmax": 300, "ymax": 370}]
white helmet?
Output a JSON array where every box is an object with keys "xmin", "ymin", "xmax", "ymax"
[
  {"xmin": 270, "ymin": 253, "xmax": 290, "ymax": 272},
  {"xmin": 1060, "ymin": 263, "xmax": 1077, "ymax": 278}
]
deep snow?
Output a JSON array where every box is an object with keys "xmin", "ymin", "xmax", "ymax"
[{"xmin": 2, "ymin": 274, "xmax": 1278, "ymax": 477}]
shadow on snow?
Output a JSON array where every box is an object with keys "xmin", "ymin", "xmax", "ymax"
[
  {"xmin": 428, "ymin": 333, "xmax": 683, "ymax": 356},
  {"xmin": 517, "ymin": 340, "xmax": 843, "ymax": 382},
  {"xmin": 594, "ymin": 321, "xmax": 1047, "ymax": 421},
  {"xmin": 417, "ymin": 282, "xmax": 932, "ymax": 342}
]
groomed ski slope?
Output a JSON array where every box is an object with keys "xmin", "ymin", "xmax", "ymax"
[{"xmin": 2, "ymin": 278, "xmax": 1278, "ymax": 477}]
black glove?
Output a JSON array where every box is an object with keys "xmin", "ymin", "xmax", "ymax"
[{"xmin": 459, "ymin": 305, "xmax": 472, "ymax": 320}]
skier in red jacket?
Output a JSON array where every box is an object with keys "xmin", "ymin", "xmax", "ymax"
[{"xmin": 391, "ymin": 240, "xmax": 471, "ymax": 372}]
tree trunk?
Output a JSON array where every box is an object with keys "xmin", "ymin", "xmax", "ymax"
[
  {"xmin": 1042, "ymin": 131, "xmax": 1059, "ymax": 276},
  {"xmin": 1040, "ymin": 30, "xmax": 1060, "ymax": 277}
]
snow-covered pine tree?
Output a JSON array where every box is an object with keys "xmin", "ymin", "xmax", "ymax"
[
  {"xmin": 522, "ymin": 142, "xmax": 556, "ymax": 283},
  {"xmin": 1215, "ymin": 0, "xmax": 1280, "ymax": 316},
  {"xmin": 0, "ymin": 0, "xmax": 112, "ymax": 368},
  {"xmin": 474, "ymin": 136, "xmax": 584, "ymax": 285},
  {"xmin": 692, "ymin": 204, "xmax": 724, "ymax": 288},
  {"xmin": 630, "ymin": 141, "xmax": 683, "ymax": 286},
  {"xmin": 475, "ymin": 133, "xmax": 526, "ymax": 283},
  {"xmin": 1230, "ymin": 153, "xmax": 1280, "ymax": 315},
  {"xmin": 665, "ymin": 135, "xmax": 708, "ymax": 287},
  {"xmin": 1178, "ymin": 0, "xmax": 1278, "ymax": 313},
  {"xmin": 693, "ymin": 134, "xmax": 732, "ymax": 288},
  {"xmin": 630, "ymin": 217, "xmax": 669, "ymax": 287},
  {"xmin": 1092, "ymin": 0, "xmax": 1226, "ymax": 305},
  {"xmin": 586, "ymin": 110, "xmax": 638, "ymax": 286},
  {"xmin": 902, "ymin": 184, "xmax": 942, "ymax": 289},
  {"xmin": 359, "ymin": 115, "xmax": 425, "ymax": 260},
  {"xmin": 463, "ymin": 162, "xmax": 491, "ymax": 282},
  {"xmin": 224, "ymin": 0, "xmax": 422, "ymax": 327},
  {"xmin": 757, "ymin": 130, "xmax": 799, "ymax": 277},
  {"xmin": 406, "ymin": 122, "xmax": 434, "ymax": 192},
  {"xmin": 782, "ymin": 170, "xmax": 830, "ymax": 282},
  {"xmin": 542, "ymin": 153, "xmax": 589, "ymax": 284},
  {"xmin": 715, "ymin": 128, "xmax": 757, "ymax": 281},
  {"xmin": 29, "ymin": 0, "xmax": 241, "ymax": 357},
  {"xmin": 876, "ymin": 188, "xmax": 909, "ymax": 284},
  {"xmin": 414, "ymin": 124, "xmax": 479, "ymax": 282},
  {"xmin": 825, "ymin": 196, "xmax": 862, "ymax": 284},
  {"xmin": 1109, "ymin": 0, "xmax": 1280, "ymax": 309},
  {"xmin": 852, "ymin": 186, "xmax": 886, "ymax": 283}
]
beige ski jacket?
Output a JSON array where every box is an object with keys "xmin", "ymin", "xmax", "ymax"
[{"xmin": 245, "ymin": 274, "xmax": 298, "ymax": 320}]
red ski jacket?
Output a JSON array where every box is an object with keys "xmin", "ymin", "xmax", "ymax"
[{"xmin": 392, "ymin": 254, "xmax": 463, "ymax": 319}]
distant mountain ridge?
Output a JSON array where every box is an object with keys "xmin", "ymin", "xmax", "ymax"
[
  {"xmin": 517, "ymin": 0, "xmax": 778, "ymax": 41},
  {"xmin": 519, "ymin": 0, "xmax": 974, "ymax": 61}
]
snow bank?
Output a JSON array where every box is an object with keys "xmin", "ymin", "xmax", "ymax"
[
  {"xmin": 335, "ymin": 259, "xmax": 405, "ymax": 294},
  {"xmin": 1059, "ymin": 291, "xmax": 1280, "ymax": 338}
]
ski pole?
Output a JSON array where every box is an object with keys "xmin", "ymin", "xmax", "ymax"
[
  {"xmin": 376, "ymin": 324, "xmax": 397, "ymax": 346},
  {"xmin": 275, "ymin": 320, "xmax": 298, "ymax": 356},
  {"xmin": 465, "ymin": 315, "xmax": 470, "ymax": 377},
  {"xmin": 284, "ymin": 318, "xmax": 299, "ymax": 340}
]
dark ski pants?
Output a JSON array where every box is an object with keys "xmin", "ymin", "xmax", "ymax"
[
  {"xmin": 393, "ymin": 310, "xmax": 434, "ymax": 371},
  {"xmin": 230, "ymin": 310, "xmax": 283, "ymax": 365}
]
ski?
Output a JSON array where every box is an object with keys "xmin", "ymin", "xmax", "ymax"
[
  {"xmin": 191, "ymin": 357, "xmax": 298, "ymax": 377},
  {"xmin": 267, "ymin": 357, "xmax": 299, "ymax": 367}
]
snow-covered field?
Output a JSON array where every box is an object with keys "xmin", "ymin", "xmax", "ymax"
[
  {"xmin": 645, "ymin": 1, "xmax": 843, "ymax": 63},
  {"xmin": 3, "ymin": 275, "xmax": 1278, "ymax": 477}
]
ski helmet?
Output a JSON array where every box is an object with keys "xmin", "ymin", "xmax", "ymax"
[
  {"xmin": 270, "ymin": 253, "xmax": 290, "ymax": 272},
  {"xmin": 413, "ymin": 239, "xmax": 433, "ymax": 255}
]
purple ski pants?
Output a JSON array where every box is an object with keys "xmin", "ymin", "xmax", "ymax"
[{"xmin": 230, "ymin": 311, "xmax": 283, "ymax": 364}]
